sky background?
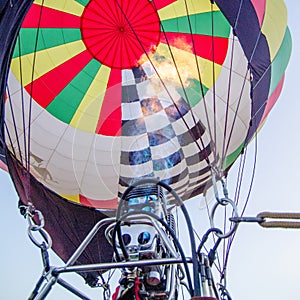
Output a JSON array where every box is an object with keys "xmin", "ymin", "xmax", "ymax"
[{"xmin": 0, "ymin": 0, "xmax": 299, "ymax": 299}]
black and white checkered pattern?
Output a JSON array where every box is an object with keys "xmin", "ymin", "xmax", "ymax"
[{"xmin": 118, "ymin": 66, "xmax": 215, "ymax": 202}]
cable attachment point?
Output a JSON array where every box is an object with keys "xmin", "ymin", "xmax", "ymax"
[
  {"xmin": 210, "ymin": 198, "xmax": 239, "ymax": 238},
  {"xmin": 28, "ymin": 209, "xmax": 45, "ymax": 231},
  {"xmin": 40, "ymin": 242, "xmax": 50, "ymax": 272},
  {"xmin": 23, "ymin": 205, "xmax": 52, "ymax": 250},
  {"xmin": 229, "ymin": 216, "xmax": 265, "ymax": 224},
  {"xmin": 197, "ymin": 228, "xmax": 223, "ymax": 254},
  {"xmin": 230, "ymin": 212, "xmax": 300, "ymax": 229},
  {"xmin": 198, "ymin": 254, "xmax": 218, "ymax": 298},
  {"xmin": 218, "ymin": 283, "xmax": 232, "ymax": 300}
]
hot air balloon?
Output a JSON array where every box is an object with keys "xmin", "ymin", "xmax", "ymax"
[{"xmin": 0, "ymin": 0, "xmax": 292, "ymax": 299}]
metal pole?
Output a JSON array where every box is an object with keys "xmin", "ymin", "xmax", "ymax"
[
  {"xmin": 57, "ymin": 278, "xmax": 91, "ymax": 300},
  {"xmin": 65, "ymin": 217, "xmax": 115, "ymax": 267},
  {"xmin": 33, "ymin": 275, "xmax": 57, "ymax": 300},
  {"xmin": 53, "ymin": 257, "xmax": 192, "ymax": 275}
]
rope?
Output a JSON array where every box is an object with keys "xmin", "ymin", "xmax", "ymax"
[{"xmin": 257, "ymin": 212, "xmax": 300, "ymax": 229}]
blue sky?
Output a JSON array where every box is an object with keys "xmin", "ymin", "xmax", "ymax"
[{"xmin": 0, "ymin": 1, "xmax": 299, "ymax": 299}]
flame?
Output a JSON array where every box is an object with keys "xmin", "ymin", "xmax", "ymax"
[
  {"xmin": 172, "ymin": 36, "xmax": 193, "ymax": 53},
  {"xmin": 125, "ymin": 38, "xmax": 198, "ymax": 180},
  {"xmin": 138, "ymin": 36, "xmax": 196, "ymax": 93}
]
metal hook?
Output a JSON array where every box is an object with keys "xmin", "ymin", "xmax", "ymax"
[
  {"xmin": 210, "ymin": 198, "xmax": 239, "ymax": 238},
  {"xmin": 25, "ymin": 209, "xmax": 52, "ymax": 249},
  {"xmin": 27, "ymin": 226, "xmax": 52, "ymax": 249},
  {"xmin": 197, "ymin": 227, "xmax": 223, "ymax": 254},
  {"xmin": 27, "ymin": 209, "xmax": 45, "ymax": 231}
]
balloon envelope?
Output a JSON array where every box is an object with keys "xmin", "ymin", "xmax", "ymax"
[{"xmin": 4, "ymin": 0, "xmax": 291, "ymax": 211}]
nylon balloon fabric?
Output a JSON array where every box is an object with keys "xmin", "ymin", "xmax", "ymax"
[
  {"xmin": 0, "ymin": 0, "xmax": 34, "ymax": 169},
  {"xmin": 4, "ymin": 0, "xmax": 291, "ymax": 211}
]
